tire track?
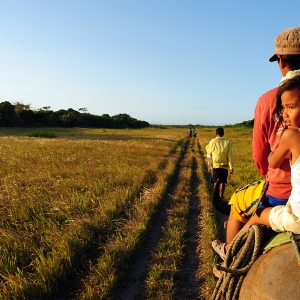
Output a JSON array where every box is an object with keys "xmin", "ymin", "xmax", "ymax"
[
  {"xmin": 112, "ymin": 139, "xmax": 203, "ymax": 300},
  {"xmin": 174, "ymin": 154, "xmax": 201, "ymax": 299},
  {"xmin": 111, "ymin": 142, "xmax": 188, "ymax": 300}
]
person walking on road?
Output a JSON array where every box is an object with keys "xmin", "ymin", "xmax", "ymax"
[{"xmin": 206, "ymin": 127, "xmax": 234, "ymax": 198}]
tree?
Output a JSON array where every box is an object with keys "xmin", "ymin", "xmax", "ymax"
[
  {"xmin": 13, "ymin": 102, "xmax": 31, "ymax": 113},
  {"xmin": 0, "ymin": 101, "xmax": 17, "ymax": 126}
]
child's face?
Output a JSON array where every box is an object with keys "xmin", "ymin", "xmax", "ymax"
[{"xmin": 281, "ymin": 89, "xmax": 300, "ymax": 128}]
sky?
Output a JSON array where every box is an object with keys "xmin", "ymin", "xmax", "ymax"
[{"xmin": 1, "ymin": 1, "xmax": 300, "ymax": 126}]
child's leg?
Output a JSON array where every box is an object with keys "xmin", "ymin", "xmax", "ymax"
[
  {"xmin": 212, "ymin": 180, "xmax": 266, "ymax": 257},
  {"xmin": 220, "ymin": 182, "xmax": 225, "ymax": 198},
  {"xmin": 225, "ymin": 215, "xmax": 244, "ymax": 251},
  {"xmin": 245, "ymin": 207, "xmax": 272, "ymax": 227}
]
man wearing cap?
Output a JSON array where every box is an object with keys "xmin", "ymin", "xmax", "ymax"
[
  {"xmin": 212, "ymin": 27, "xmax": 300, "ymax": 266},
  {"xmin": 253, "ymin": 27, "xmax": 300, "ymax": 201}
]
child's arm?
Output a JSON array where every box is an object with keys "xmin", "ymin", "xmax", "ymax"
[
  {"xmin": 245, "ymin": 207, "xmax": 272, "ymax": 227},
  {"xmin": 268, "ymin": 129, "xmax": 292, "ymax": 168}
]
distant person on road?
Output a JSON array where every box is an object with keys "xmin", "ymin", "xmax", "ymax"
[
  {"xmin": 212, "ymin": 27, "xmax": 300, "ymax": 269},
  {"xmin": 187, "ymin": 127, "xmax": 192, "ymax": 138},
  {"xmin": 206, "ymin": 127, "xmax": 234, "ymax": 198},
  {"xmin": 192, "ymin": 127, "xmax": 197, "ymax": 138}
]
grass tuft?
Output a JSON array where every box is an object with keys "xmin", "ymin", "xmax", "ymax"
[{"xmin": 28, "ymin": 131, "xmax": 58, "ymax": 138}]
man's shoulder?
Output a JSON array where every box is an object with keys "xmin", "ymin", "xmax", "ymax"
[
  {"xmin": 206, "ymin": 139, "xmax": 215, "ymax": 146},
  {"xmin": 255, "ymin": 86, "xmax": 279, "ymax": 114},
  {"xmin": 219, "ymin": 137, "xmax": 230, "ymax": 141},
  {"xmin": 258, "ymin": 86, "xmax": 279, "ymax": 102},
  {"xmin": 216, "ymin": 137, "xmax": 231, "ymax": 145}
]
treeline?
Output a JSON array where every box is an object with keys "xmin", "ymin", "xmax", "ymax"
[
  {"xmin": 0, "ymin": 101, "xmax": 150, "ymax": 128},
  {"xmin": 181, "ymin": 119, "xmax": 254, "ymax": 129},
  {"xmin": 225, "ymin": 119, "xmax": 254, "ymax": 128}
]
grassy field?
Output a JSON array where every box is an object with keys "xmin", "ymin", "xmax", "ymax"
[{"xmin": 0, "ymin": 126, "xmax": 262, "ymax": 299}]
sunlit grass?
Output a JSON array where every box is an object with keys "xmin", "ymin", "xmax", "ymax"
[
  {"xmin": 78, "ymin": 143, "xmax": 183, "ymax": 299},
  {"xmin": 28, "ymin": 131, "xmax": 58, "ymax": 138},
  {"xmin": 0, "ymin": 126, "xmax": 184, "ymax": 141},
  {"xmin": 0, "ymin": 126, "xmax": 260, "ymax": 299},
  {"xmin": 145, "ymin": 140, "xmax": 193, "ymax": 299},
  {"xmin": 197, "ymin": 127, "xmax": 263, "ymax": 299},
  {"xmin": 0, "ymin": 128, "xmax": 185, "ymax": 298}
]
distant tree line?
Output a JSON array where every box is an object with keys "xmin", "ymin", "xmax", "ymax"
[
  {"xmin": 224, "ymin": 119, "xmax": 254, "ymax": 128},
  {"xmin": 0, "ymin": 101, "xmax": 150, "ymax": 128},
  {"xmin": 183, "ymin": 119, "xmax": 254, "ymax": 129}
]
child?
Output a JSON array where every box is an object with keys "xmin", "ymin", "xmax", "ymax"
[
  {"xmin": 245, "ymin": 75, "xmax": 300, "ymax": 233},
  {"xmin": 206, "ymin": 127, "xmax": 234, "ymax": 198},
  {"xmin": 187, "ymin": 127, "xmax": 192, "ymax": 138},
  {"xmin": 192, "ymin": 127, "xmax": 197, "ymax": 138}
]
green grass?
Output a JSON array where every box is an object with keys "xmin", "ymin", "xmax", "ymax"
[
  {"xmin": 28, "ymin": 131, "xmax": 58, "ymax": 138},
  {"xmin": 145, "ymin": 140, "xmax": 192, "ymax": 299},
  {"xmin": 0, "ymin": 127, "xmax": 186, "ymax": 298},
  {"xmin": 197, "ymin": 127, "xmax": 263, "ymax": 298},
  {"xmin": 0, "ymin": 126, "xmax": 261, "ymax": 299}
]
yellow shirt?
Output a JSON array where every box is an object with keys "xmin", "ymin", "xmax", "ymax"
[{"xmin": 205, "ymin": 137, "xmax": 234, "ymax": 170}]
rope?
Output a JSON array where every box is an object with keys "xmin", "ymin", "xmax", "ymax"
[{"xmin": 211, "ymin": 224, "xmax": 265, "ymax": 300}]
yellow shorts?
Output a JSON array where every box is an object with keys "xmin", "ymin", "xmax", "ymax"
[{"xmin": 229, "ymin": 180, "xmax": 266, "ymax": 223}]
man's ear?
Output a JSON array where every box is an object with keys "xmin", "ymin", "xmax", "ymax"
[
  {"xmin": 278, "ymin": 55, "xmax": 286, "ymax": 68},
  {"xmin": 278, "ymin": 55, "xmax": 289, "ymax": 76}
]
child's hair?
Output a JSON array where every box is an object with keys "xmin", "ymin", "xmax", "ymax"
[
  {"xmin": 275, "ymin": 75, "xmax": 300, "ymax": 130},
  {"xmin": 216, "ymin": 127, "xmax": 224, "ymax": 136}
]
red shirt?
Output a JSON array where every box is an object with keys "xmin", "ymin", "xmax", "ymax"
[{"xmin": 252, "ymin": 87, "xmax": 292, "ymax": 199}]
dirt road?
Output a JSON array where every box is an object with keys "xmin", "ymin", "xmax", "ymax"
[{"xmin": 111, "ymin": 138, "xmax": 214, "ymax": 300}]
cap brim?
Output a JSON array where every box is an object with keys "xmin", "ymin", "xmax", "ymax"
[{"xmin": 269, "ymin": 54, "xmax": 278, "ymax": 62}]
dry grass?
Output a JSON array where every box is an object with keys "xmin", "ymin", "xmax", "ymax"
[
  {"xmin": 144, "ymin": 141, "xmax": 192, "ymax": 299},
  {"xmin": 0, "ymin": 126, "xmax": 261, "ymax": 299},
  {"xmin": 0, "ymin": 128, "xmax": 185, "ymax": 298},
  {"xmin": 78, "ymin": 141, "xmax": 183, "ymax": 299},
  {"xmin": 196, "ymin": 127, "xmax": 263, "ymax": 299}
]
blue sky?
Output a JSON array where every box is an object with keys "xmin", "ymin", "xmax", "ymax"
[{"xmin": 1, "ymin": 1, "xmax": 300, "ymax": 126}]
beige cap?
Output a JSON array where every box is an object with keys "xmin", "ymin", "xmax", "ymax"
[{"xmin": 269, "ymin": 26, "xmax": 300, "ymax": 62}]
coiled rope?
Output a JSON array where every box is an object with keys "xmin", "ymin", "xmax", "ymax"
[{"xmin": 212, "ymin": 224, "xmax": 265, "ymax": 300}]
